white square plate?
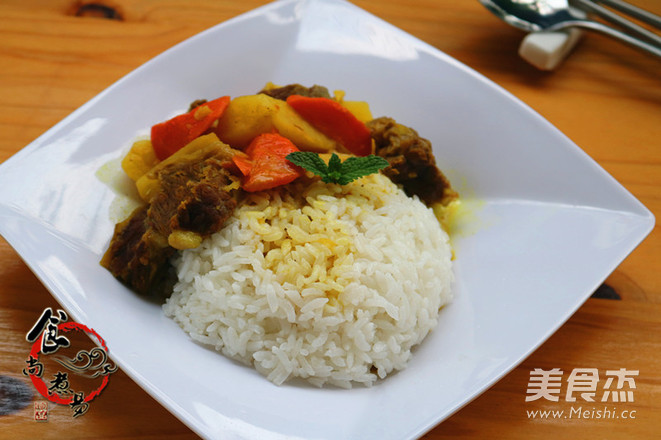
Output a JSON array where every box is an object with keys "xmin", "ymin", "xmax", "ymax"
[{"xmin": 0, "ymin": 0, "xmax": 653, "ymax": 438}]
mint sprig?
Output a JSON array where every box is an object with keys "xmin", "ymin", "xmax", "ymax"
[{"xmin": 287, "ymin": 152, "xmax": 389, "ymax": 185}]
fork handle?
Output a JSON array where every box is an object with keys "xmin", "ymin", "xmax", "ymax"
[
  {"xmin": 593, "ymin": 0, "xmax": 661, "ymax": 29},
  {"xmin": 572, "ymin": 0, "xmax": 661, "ymax": 46},
  {"xmin": 550, "ymin": 19, "xmax": 661, "ymax": 58}
]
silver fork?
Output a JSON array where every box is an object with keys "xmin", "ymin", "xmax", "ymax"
[
  {"xmin": 594, "ymin": 0, "xmax": 661, "ymax": 28},
  {"xmin": 570, "ymin": 0, "xmax": 661, "ymax": 47}
]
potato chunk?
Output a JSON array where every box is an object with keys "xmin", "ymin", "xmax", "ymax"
[
  {"xmin": 121, "ymin": 139, "xmax": 159, "ymax": 181},
  {"xmin": 216, "ymin": 94, "xmax": 338, "ymax": 152}
]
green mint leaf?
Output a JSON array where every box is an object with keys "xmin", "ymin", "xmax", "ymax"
[
  {"xmin": 338, "ymin": 155, "xmax": 390, "ymax": 185},
  {"xmin": 286, "ymin": 151, "xmax": 329, "ymax": 179},
  {"xmin": 325, "ymin": 153, "xmax": 343, "ymax": 184},
  {"xmin": 286, "ymin": 151, "xmax": 389, "ymax": 185},
  {"xmin": 328, "ymin": 153, "xmax": 342, "ymax": 172}
]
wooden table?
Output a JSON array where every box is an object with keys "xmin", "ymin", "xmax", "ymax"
[{"xmin": 1, "ymin": 0, "xmax": 659, "ymax": 438}]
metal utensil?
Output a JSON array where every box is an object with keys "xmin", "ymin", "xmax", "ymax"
[
  {"xmin": 479, "ymin": 0, "xmax": 661, "ymax": 58},
  {"xmin": 572, "ymin": 0, "xmax": 661, "ymax": 45},
  {"xmin": 593, "ymin": 0, "xmax": 661, "ymax": 29}
]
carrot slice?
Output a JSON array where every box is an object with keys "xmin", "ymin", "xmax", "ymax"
[
  {"xmin": 151, "ymin": 96, "xmax": 230, "ymax": 160},
  {"xmin": 242, "ymin": 133, "xmax": 302, "ymax": 192},
  {"xmin": 286, "ymin": 95, "xmax": 372, "ymax": 156},
  {"xmin": 232, "ymin": 153, "xmax": 253, "ymax": 176}
]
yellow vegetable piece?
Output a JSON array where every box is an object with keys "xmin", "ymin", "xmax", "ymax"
[
  {"xmin": 216, "ymin": 94, "xmax": 277, "ymax": 147},
  {"xmin": 340, "ymin": 101, "xmax": 373, "ymax": 123},
  {"xmin": 168, "ymin": 230, "xmax": 203, "ymax": 250},
  {"xmin": 121, "ymin": 139, "xmax": 159, "ymax": 181},
  {"xmin": 216, "ymin": 94, "xmax": 338, "ymax": 152},
  {"xmin": 333, "ymin": 89, "xmax": 373, "ymax": 123}
]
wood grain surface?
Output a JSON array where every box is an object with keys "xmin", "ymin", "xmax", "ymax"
[{"xmin": 1, "ymin": 0, "xmax": 659, "ymax": 439}]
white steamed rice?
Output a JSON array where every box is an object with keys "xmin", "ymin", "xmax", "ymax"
[{"xmin": 163, "ymin": 173, "xmax": 453, "ymax": 388}]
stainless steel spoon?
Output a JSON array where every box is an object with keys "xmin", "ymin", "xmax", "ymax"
[{"xmin": 479, "ymin": 0, "xmax": 661, "ymax": 58}]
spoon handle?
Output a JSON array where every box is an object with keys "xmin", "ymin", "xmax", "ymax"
[{"xmin": 551, "ymin": 19, "xmax": 661, "ymax": 58}]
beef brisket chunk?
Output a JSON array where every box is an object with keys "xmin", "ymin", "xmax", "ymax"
[
  {"xmin": 259, "ymin": 84, "xmax": 331, "ymax": 101},
  {"xmin": 367, "ymin": 117, "xmax": 457, "ymax": 206},
  {"xmin": 148, "ymin": 156, "xmax": 237, "ymax": 238},
  {"xmin": 100, "ymin": 206, "xmax": 176, "ymax": 298}
]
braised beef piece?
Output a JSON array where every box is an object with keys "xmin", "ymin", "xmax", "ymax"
[
  {"xmin": 367, "ymin": 117, "xmax": 457, "ymax": 206},
  {"xmin": 149, "ymin": 156, "xmax": 237, "ymax": 238},
  {"xmin": 101, "ymin": 155, "xmax": 238, "ymax": 298},
  {"xmin": 259, "ymin": 84, "xmax": 331, "ymax": 101},
  {"xmin": 100, "ymin": 206, "xmax": 176, "ymax": 298}
]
